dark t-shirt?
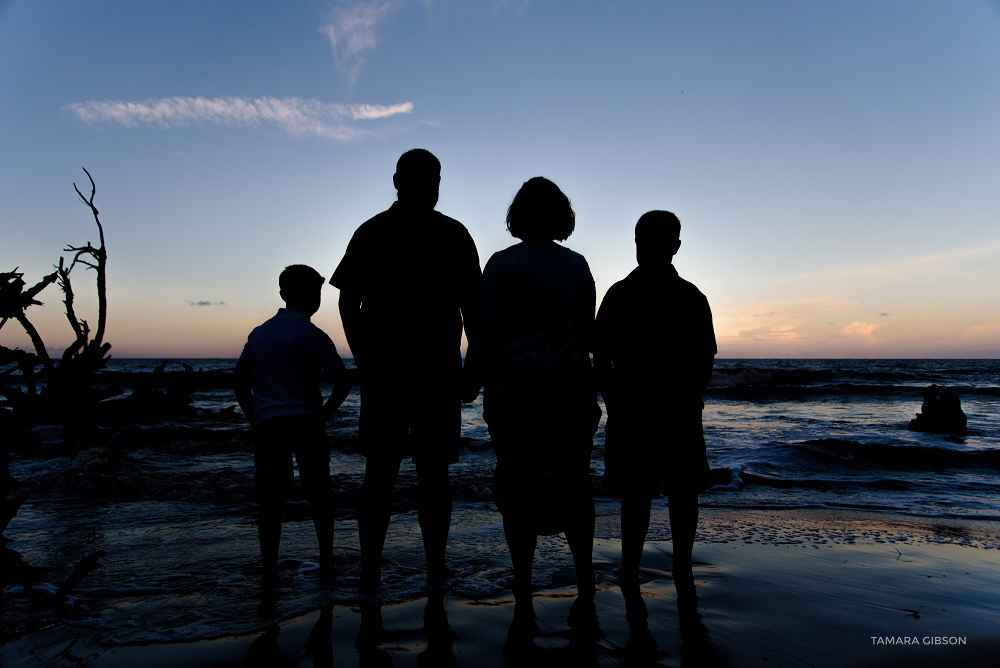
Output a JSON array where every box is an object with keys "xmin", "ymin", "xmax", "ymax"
[
  {"xmin": 331, "ymin": 201, "xmax": 481, "ymax": 388},
  {"xmin": 594, "ymin": 263, "xmax": 716, "ymax": 492},
  {"xmin": 595, "ymin": 263, "xmax": 716, "ymax": 419}
]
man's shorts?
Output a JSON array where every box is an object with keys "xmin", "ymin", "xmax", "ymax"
[
  {"xmin": 358, "ymin": 382, "xmax": 461, "ymax": 466},
  {"xmin": 253, "ymin": 414, "xmax": 331, "ymax": 505}
]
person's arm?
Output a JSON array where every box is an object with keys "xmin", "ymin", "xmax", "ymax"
[
  {"xmin": 338, "ymin": 288, "xmax": 366, "ymax": 371},
  {"xmin": 233, "ymin": 358, "xmax": 255, "ymax": 425},
  {"xmin": 459, "ymin": 234, "xmax": 483, "ymax": 403},
  {"xmin": 693, "ymin": 295, "xmax": 717, "ymax": 407},
  {"xmin": 593, "ymin": 287, "xmax": 615, "ymax": 414},
  {"xmin": 323, "ymin": 365, "xmax": 352, "ymax": 419},
  {"xmin": 464, "ymin": 253, "xmax": 504, "ymax": 402}
]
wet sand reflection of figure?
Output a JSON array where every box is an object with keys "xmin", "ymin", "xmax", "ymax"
[
  {"xmin": 594, "ymin": 210, "xmax": 716, "ymax": 604},
  {"xmin": 233, "ymin": 265, "xmax": 352, "ymax": 584},
  {"xmin": 466, "ymin": 177, "xmax": 602, "ymax": 643},
  {"xmin": 242, "ymin": 603, "xmax": 335, "ymax": 666},
  {"xmin": 331, "ymin": 149, "xmax": 482, "ymax": 593},
  {"xmin": 354, "ymin": 595, "xmax": 457, "ymax": 667}
]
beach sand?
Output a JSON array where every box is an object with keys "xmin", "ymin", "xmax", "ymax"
[{"xmin": 4, "ymin": 507, "xmax": 997, "ymax": 667}]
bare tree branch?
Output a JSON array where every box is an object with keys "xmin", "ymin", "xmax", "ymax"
[
  {"xmin": 13, "ymin": 314, "xmax": 53, "ymax": 373},
  {"xmin": 56, "ymin": 257, "xmax": 86, "ymax": 348},
  {"xmin": 72, "ymin": 167, "xmax": 107, "ymax": 348}
]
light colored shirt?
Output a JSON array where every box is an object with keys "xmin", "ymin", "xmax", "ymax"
[{"xmin": 239, "ymin": 308, "xmax": 343, "ymax": 425}]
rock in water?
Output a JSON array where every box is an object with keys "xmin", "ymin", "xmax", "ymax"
[{"xmin": 908, "ymin": 384, "xmax": 967, "ymax": 435}]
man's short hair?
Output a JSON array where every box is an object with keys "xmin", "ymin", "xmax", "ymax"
[
  {"xmin": 396, "ymin": 148, "xmax": 441, "ymax": 176},
  {"xmin": 635, "ymin": 210, "xmax": 681, "ymax": 242},
  {"xmin": 279, "ymin": 264, "xmax": 324, "ymax": 301},
  {"xmin": 506, "ymin": 176, "xmax": 576, "ymax": 242}
]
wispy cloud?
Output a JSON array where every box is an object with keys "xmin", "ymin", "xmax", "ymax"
[
  {"xmin": 66, "ymin": 96, "xmax": 414, "ymax": 140},
  {"xmin": 319, "ymin": 0, "xmax": 405, "ymax": 85},
  {"xmin": 961, "ymin": 321, "xmax": 1000, "ymax": 342},
  {"xmin": 189, "ymin": 300, "xmax": 226, "ymax": 306},
  {"xmin": 777, "ymin": 241, "xmax": 1000, "ymax": 287},
  {"xmin": 318, "ymin": 0, "xmax": 531, "ymax": 83},
  {"xmin": 840, "ymin": 321, "xmax": 879, "ymax": 344}
]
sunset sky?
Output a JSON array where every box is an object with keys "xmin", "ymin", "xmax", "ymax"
[{"xmin": 2, "ymin": 1, "xmax": 998, "ymax": 359}]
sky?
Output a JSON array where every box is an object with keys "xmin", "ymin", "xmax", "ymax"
[{"xmin": 2, "ymin": 0, "xmax": 999, "ymax": 359}]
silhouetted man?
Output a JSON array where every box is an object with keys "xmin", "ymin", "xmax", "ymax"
[
  {"xmin": 593, "ymin": 210, "xmax": 716, "ymax": 602},
  {"xmin": 331, "ymin": 149, "xmax": 481, "ymax": 592}
]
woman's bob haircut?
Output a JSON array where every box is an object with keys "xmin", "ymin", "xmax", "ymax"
[{"xmin": 506, "ymin": 177, "xmax": 575, "ymax": 242}]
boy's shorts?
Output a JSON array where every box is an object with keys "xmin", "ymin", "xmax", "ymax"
[
  {"xmin": 603, "ymin": 410, "xmax": 711, "ymax": 498},
  {"xmin": 253, "ymin": 414, "xmax": 331, "ymax": 505}
]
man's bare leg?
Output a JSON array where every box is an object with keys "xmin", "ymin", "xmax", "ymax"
[
  {"xmin": 359, "ymin": 454, "xmax": 402, "ymax": 591},
  {"xmin": 620, "ymin": 493, "xmax": 652, "ymax": 584},
  {"xmin": 416, "ymin": 460, "xmax": 452, "ymax": 589}
]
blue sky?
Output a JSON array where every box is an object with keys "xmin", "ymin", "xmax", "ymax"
[{"xmin": 2, "ymin": 1, "xmax": 999, "ymax": 358}]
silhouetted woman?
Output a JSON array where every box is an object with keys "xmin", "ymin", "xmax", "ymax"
[{"xmin": 470, "ymin": 177, "xmax": 601, "ymax": 634}]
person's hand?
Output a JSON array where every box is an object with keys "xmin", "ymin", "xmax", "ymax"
[
  {"xmin": 460, "ymin": 361, "xmax": 481, "ymax": 403},
  {"xmin": 461, "ymin": 380, "xmax": 480, "ymax": 403}
]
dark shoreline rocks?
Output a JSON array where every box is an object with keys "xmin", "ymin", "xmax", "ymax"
[{"xmin": 908, "ymin": 384, "xmax": 967, "ymax": 435}]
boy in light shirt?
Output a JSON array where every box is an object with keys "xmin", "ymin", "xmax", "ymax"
[{"xmin": 234, "ymin": 264, "xmax": 351, "ymax": 582}]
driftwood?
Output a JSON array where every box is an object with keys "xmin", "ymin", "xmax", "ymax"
[
  {"xmin": 0, "ymin": 168, "xmax": 116, "ymax": 435},
  {"xmin": 49, "ymin": 549, "xmax": 106, "ymax": 607},
  {"xmin": 1, "ymin": 169, "xmax": 112, "ymax": 624},
  {"xmin": 61, "ymin": 166, "xmax": 110, "ymax": 365}
]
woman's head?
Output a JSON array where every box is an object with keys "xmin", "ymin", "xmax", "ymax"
[{"xmin": 506, "ymin": 177, "xmax": 575, "ymax": 242}]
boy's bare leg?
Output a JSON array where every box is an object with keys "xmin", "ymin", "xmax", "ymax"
[
  {"xmin": 258, "ymin": 502, "xmax": 282, "ymax": 578},
  {"xmin": 668, "ymin": 492, "xmax": 699, "ymax": 604},
  {"xmin": 667, "ymin": 493, "xmax": 698, "ymax": 569},
  {"xmin": 416, "ymin": 460, "xmax": 452, "ymax": 589},
  {"xmin": 620, "ymin": 493, "xmax": 652, "ymax": 583},
  {"xmin": 311, "ymin": 496, "xmax": 335, "ymax": 572},
  {"xmin": 299, "ymin": 440, "xmax": 336, "ymax": 574}
]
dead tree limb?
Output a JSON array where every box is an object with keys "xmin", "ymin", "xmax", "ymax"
[
  {"xmin": 0, "ymin": 270, "xmax": 58, "ymax": 373},
  {"xmin": 49, "ymin": 550, "xmax": 106, "ymax": 607},
  {"xmin": 70, "ymin": 167, "xmax": 107, "ymax": 350},
  {"xmin": 56, "ymin": 257, "xmax": 87, "ymax": 362}
]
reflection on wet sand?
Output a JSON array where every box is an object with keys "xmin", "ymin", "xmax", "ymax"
[
  {"xmin": 243, "ymin": 603, "xmax": 334, "ymax": 666},
  {"xmin": 355, "ymin": 594, "xmax": 458, "ymax": 667}
]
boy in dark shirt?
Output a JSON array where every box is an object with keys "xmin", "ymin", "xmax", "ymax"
[
  {"xmin": 234, "ymin": 264, "xmax": 351, "ymax": 581},
  {"xmin": 594, "ymin": 211, "xmax": 716, "ymax": 603}
]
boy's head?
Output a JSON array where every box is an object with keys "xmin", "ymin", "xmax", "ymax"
[
  {"xmin": 635, "ymin": 210, "xmax": 682, "ymax": 267},
  {"xmin": 279, "ymin": 264, "xmax": 324, "ymax": 315}
]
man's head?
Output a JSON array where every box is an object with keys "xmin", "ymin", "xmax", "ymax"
[
  {"xmin": 635, "ymin": 210, "xmax": 682, "ymax": 267},
  {"xmin": 279, "ymin": 264, "xmax": 324, "ymax": 315},
  {"xmin": 393, "ymin": 148, "xmax": 441, "ymax": 210}
]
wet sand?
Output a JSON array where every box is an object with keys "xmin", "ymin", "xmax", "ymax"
[{"xmin": 4, "ymin": 508, "xmax": 998, "ymax": 667}]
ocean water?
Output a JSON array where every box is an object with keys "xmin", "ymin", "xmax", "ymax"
[
  {"xmin": 4, "ymin": 358, "xmax": 998, "ymax": 645},
  {"xmin": 702, "ymin": 359, "xmax": 1000, "ymax": 519},
  {"xmin": 88, "ymin": 357, "xmax": 999, "ymax": 519}
]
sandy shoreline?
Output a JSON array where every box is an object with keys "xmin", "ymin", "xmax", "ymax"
[{"xmin": 3, "ymin": 507, "xmax": 998, "ymax": 667}]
